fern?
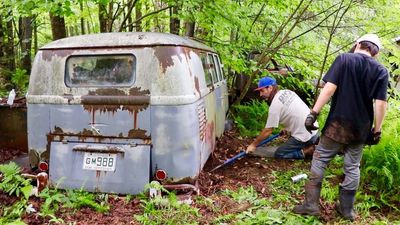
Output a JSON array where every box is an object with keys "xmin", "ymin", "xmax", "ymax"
[
  {"xmin": 361, "ymin": 99, "xmax": 400, "ymax": 209},
  {"xmin": 232, "ymin": 99, "xmax": 269, "ymax": 137}
]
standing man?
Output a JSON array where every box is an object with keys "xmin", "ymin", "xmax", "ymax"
[
  {"xmin": 293, "ymin": 34, "xmax": 389, "ymax": 221},
  {"xmin": 246, "ymin": 76, "xmax": 319, "ymax": 159}
]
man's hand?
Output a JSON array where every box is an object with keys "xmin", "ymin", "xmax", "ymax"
[
  {"xmin": 246, "ymin": 143, "xmax": 257, "ymax": 154},
  {"xmin": 366, "ymin": 129, "xmax": 382, "ymax": 145},
  {"xmin": 305, "ymin": 110, "xmax": 319, "ymax": 133}
]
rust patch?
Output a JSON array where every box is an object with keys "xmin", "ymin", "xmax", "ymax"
[
  {"xmin": 37, "ymin": 172, "xmax": 48, "ymax": 192},
  {"xmin": 194, "ymin": 76, "xmax": 200, "ymax": 95},
  {"xmin": 41, "ymin": 49, "xmax": 74, "ymax": 61},
  {"xmin": 96, "ymin": 170, "xmax": 101, "ymax": 178},
  {"xmin": 128, "ymin": 128, "xmax": 150, "ymax": 139},
  {"xmin": 121, "ymin": 105, "xmax": 148, "ymax": 113},
  {"xmin": 204, "ymin": 121, "xmax": 215, "ymax": 150},
  {"xmin": 129, "ymin": 87, "xmax": 150, "ymax": 96},
  {"xmin": 183, "ymin": 47, "xmax": 194, "ymax": 78},
  {"xmin": 83, "ymin": 104, "xmax": 121, "ymax": 115},
  {"xmin": 63, "ymin": 94, "xmax": 74, "ymax": 104},
  {"xmin": 87, "ymin": 88, "xmax": 126, "ymax": 96},
  {"xmin": 53, "ymin": 126, "xmax": 64, "ymax": 134},
  {"xmin": 154, "ymin": 46, "xmax": 184, "ymax": 73},
  {"xmin": 182, "ymin": 47, "xmax": 192, "ymax": 60},
  {"xmin": 82, "ymin": 87, "xmax": 150, "ymax": 114}
]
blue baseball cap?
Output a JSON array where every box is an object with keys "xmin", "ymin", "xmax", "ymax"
[{"xmin": 254, "ymin": 76, "xmax": 277, "ymax": 91}]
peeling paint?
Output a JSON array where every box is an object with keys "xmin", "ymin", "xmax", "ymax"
[
  {"xmin": 154, "ymin": 46, "xmax": 184, "ymax": 73},
  {"xmin": 41, "ymin": 49, "xmax": 74, "ymax": 61}
]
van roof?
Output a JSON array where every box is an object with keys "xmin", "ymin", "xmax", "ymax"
[{"xmin": 40, "ymin": 32, "xmax": 215, "ymax": 52}]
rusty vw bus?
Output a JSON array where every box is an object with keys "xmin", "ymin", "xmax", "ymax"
[{"xmin": 27, "ymin": 32, "xmax": 228, "ymax": 194}]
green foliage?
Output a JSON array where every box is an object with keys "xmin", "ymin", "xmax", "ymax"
[
  {"xmin": 10, "ymin": 68, "xmax": 29, "ymax": 95},
  {"xmin": 232, "ymin": 99, "xmax": 269, "ymax": 137},
  {"xmin": 222, "ymin": 186, "xmax": 258, "ymax": 203},
  {"xmin": 0, "ymin": 199, "xmax": 28, "ymax": 225},
  {"xmin": 217, "ymin": 185, "xmax": 321, "ymax": 225},
  {"xmin": 361, "ymin": 99, "xmax": 400, "ymax": 209},
  {"xmin": 0, "ymin": 162, "xmax": 32, "ymax": 199},
  {"xmin": 64, "ymin": 189, "xmax": 109, "ymax": 212},
  {"xmin": 234, "ymin": 207, "xmax": 322, "ymax": 225},
  {"xmin": 39, "ymin": 187, "xmax": 110, "ymax": 215},
  {"xmin": 134, "ymin": 182, "xmax": 200, "ymax": 225}
]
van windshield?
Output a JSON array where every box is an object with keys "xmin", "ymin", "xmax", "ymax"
[{"xmin": 65, "ymin": 54, "xmax": 135, "ymax": 87}]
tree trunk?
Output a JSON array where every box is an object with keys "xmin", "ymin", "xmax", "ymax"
[
  {"xmin": 184, "ymin": 21, "xmax": 195, "ymax": 37},
  {"xmin": 0, "ymin": 18, "xmax": 5, "ymax": 65},
  {"xmin": 99, "ymin": 3, "xmax": 108, "ymax": 32},
  {"xmin": 0, "ymin": 18, "xmax": 6, "ymax": 78},
  {"xmin": 80, "ymin": 1, "xmax": 85, "ymax": 34},
  {"xmin": 6, "ymin": 19, "xmax": 15, "ymax": 74},
  {"xmin": 33, "ymin": 18, "xmax": 38, "ymax": 54},
  {"xmin": 135, "ymin": 2, "xmax": 142, "ymax": 31},
  {"xmin": 169, "ymin": 6, "xmax": 180, "ymax": 35},
  {"xmin": 49, "ymin": 13, "xmax": 66, "ymax": 40},
  {"xmin": 19, "ymin": 16, "xmax": 33, "ymax": 74}
]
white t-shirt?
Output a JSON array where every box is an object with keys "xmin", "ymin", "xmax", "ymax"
[{"xmin": 265, "ymin": 90, "xmax": 318, "ymax": 142}]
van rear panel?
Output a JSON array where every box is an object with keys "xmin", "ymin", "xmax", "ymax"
[{"xmin": 50, "ymin": 141, "xmax": 150, "ymax": 194}]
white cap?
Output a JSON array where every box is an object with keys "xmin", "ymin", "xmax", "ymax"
[{"xmin": 357, "ymin": 34, "xmax": 382, "ymax": 50}]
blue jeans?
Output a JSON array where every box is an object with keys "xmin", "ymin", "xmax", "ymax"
[{"xmin": 274, "ymin": 134, "xmax": 319, "ymax": 159}]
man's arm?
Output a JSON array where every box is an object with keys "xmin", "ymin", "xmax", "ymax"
[
  {"xmin": 246, "ymin": 127, "xmax": 274, "ymax": 153},
  {"xmin": 312, "ymin": 82, "xmax": 337, "ymax": 113},
  {"xmin": 374, "ymin": 99, "xmax": 387, "ymax": 132}
]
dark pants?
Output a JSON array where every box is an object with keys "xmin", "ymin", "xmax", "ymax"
[
  {"xmin": 310, "ymin": 135, "xmax": 363, "ymax": 190},
  {"xmin": 274, "ymin": 134, "xmax": 319, "ymax": 159}
]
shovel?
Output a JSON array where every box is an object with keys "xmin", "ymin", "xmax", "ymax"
[{"xmin": 209, "ymin": 132, "xmax": 281, "ymax": 172}]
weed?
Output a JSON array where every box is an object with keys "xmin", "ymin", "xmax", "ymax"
[
  {"xmin": 134, "ymin": 182, "xmax": 200, "ymax": 225},
  {"xmin": 0, "ymin": 162, "xmax": 32, "ymax": 199},
  {"xmin": 64, "ymin": 189, "xmax": 110, "ymax": 213},
  {"xmin": 222, "ymin": 186, "xmax": 258, "ymax": 203}
]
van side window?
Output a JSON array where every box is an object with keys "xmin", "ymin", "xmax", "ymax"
[
  {"xmin": 65, "ymin": 54, "xmax": 135, "ymax": 87},
  {"xmin": 213, "ymin": 55, "xmax": 223, "ymax": 82},
  {"xmin": 207, "ymin": 54, "xmax": 219, "ymax": 83},
  {"xmin": 200, "ymin": 53, "xmax": 213, "ymax": 86}
]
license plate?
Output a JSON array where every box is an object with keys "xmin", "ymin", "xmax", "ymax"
[{"xmin": 82, "ymin": 152, "xmax": 117, "ymax": 171}]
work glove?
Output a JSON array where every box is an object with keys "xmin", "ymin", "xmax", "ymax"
[
  {"xmin": 366, "ymin": 129, "xmax": 382, "ymax": 145},
  {"xmin": 305, "ymin": 110, "xmax": 319, "ymax": 133}
]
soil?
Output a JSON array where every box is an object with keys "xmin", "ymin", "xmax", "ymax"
[{"xmin": 0, "ymin": 129, "xmax": 387, "ymax": 224}]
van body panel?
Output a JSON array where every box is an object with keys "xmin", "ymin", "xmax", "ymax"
[
  {"xmin": 49, "ymin": 142, "xmax": 150, "ymax": 194},
  {"xmin": 27, "ymin": 32, "xmax": 227, "ymax": 194}
]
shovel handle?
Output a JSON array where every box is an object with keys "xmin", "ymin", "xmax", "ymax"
[
  {"xmin": 224, "ymin": 151, "xmax": 247, "ymax": 165},
  {"xmin": 257, "ymin": 132, "xmax": 281, "ymax": 147},
  {"xmin": 225, "ymin": 132, "xmax": 281, "ymax": 164}
]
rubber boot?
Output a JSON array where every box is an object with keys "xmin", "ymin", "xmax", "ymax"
[
  {"xmin": 336, "ymin": 187, "xmax": 357, "ymax": 221},
  {"xmin": 293, "ymin": 182, "xmax": 322, "ymax": 216}
]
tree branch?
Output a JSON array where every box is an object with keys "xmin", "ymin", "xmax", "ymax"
[{"xmin": 124, "ymin": 6, "xmax": 172, "ymax": 29}]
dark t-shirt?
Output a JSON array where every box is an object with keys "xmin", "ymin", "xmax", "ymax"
[{"xmin": 322, "ymin": 53, "xmax": 388, "ymax": 144}]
